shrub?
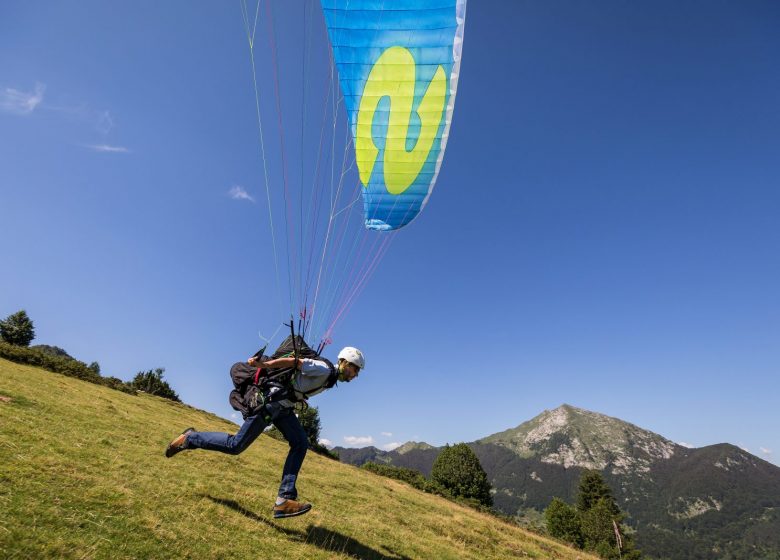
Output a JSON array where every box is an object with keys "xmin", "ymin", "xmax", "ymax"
[
  {"xmin": 362, "ymin": 462, "xmax": 429, "ymax": 491},
  {"xmin": 30, "ymin": 345, "xmax": 72, "ymax": 359},
  {"xmin": 545, "ymin": 497, "xmax": 584, "ymax": 548},
  {"xmin": 0, "ymin": 310, "xmax": 35, "ymax": 347},
  {"xmin": 130, "ymin": 368, "xmax": 180, "ymax": 402},
  {"xmin": 102, "ymin": 376, "xmax": 136, "ymax": 394},
  {"xmin": 430, "ymin": 443, "xmax": 493, "ymax": 507}
]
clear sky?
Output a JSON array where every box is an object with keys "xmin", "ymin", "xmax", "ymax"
[{"xmin": 2, "ymin": 1, "xmax": 778, "ymax": 465}]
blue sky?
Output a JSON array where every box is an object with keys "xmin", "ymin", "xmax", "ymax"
[{"xmin": 2, "ymin": 1, "xmax": 778, "ymax": 465}]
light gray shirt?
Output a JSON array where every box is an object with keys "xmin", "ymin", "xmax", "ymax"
[{"xmin": 279, "ymin": 358, "xmax": 334, "ymax": 407}]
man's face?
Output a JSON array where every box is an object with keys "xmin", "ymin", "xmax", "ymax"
[{"xmin": 341, "ymin": 361, "xmax": 360, "ymax": 382}]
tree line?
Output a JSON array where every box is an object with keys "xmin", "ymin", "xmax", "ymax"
[{"xmin": 0, "ymin": 309, "xmax": 180, "ymax": 401}]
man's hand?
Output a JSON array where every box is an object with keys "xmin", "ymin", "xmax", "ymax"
[{"xmin": 248, "ymin": 356, "xmax": 265, "ymax": 367}]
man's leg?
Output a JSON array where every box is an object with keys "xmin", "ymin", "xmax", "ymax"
[
  {"xmin": 184, "ymin": 413, "xmax": 268, "ymax": 455},
  {"xmin": 271, "ymin": 407, "xmax": 312, "ymax": 518},
  {"xmin": 272, "ymin": 408, "xmax": 309, "ymax": 499}
]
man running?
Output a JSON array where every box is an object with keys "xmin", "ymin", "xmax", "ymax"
[{"xmin": 165, "ymin": 346, "xmax": 365, "ymax": 519}]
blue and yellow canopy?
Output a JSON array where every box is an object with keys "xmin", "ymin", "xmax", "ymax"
[{"xmin": 321, "ymin": 0, "xmax": 467, "ymax": 230}]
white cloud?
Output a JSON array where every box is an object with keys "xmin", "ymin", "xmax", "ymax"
[
  {"xmin": 229, "ymin": 185, "xmax": 255, "ymax": 203},
  {"xmin": 343, "ymin": 435, "xmax": 373, "ymax": 446},
  {"xmin": 86, "ymin": 144, "xmax": 130, "ymax": 153},
  {"xmin": 678, "ymin": 442, "xmax": 694, "ymax": 448},
  {"xmin": 0, "ymin": 83, "xmax": 45, "ymax": 115},
  {"xmin": 318, "ymin": 438, "xmax": 333, "ymax": 448},
  {"xmin": 381, "ymin": 442, "xmax": 402, "ymax": 451},
  {"xmin": 381, "ymin": 432, "xmax": 393, "ymax": 437},
  {"xmin": 760, "ymin": 447, "xmax": 772, "ymax": 456},
  {"xmin": 230, "ymin": 412, "xmax": 240, "ymax": 420}
]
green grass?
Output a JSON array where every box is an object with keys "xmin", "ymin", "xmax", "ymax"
[{"xmin": 0, "ymin": 358, "xmax": 597, "ymax": 559}]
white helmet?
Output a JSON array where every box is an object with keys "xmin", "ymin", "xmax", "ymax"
[{"xmin": 338, "ymin": 347, "xmax": 365, "ymax": 370}]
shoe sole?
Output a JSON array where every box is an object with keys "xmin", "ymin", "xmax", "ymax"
[{"xmin": 273, "ymin": 505, "xmax": 312, "ymax": 519}]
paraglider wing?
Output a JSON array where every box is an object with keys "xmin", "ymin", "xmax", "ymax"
[{"xmin": 321, "ymin": 0, "xmax": 467, "ymax": 230}]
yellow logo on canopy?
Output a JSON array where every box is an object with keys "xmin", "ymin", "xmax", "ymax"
[{"xmin": 356, "ymin": 46, "xmax": 446, "ymax": 195}]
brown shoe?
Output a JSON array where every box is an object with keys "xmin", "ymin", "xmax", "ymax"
[
  {"xmin": 165, "ymin": 427, "xmax": 194, "ymax": 458},
  {"xmin": 273, "ymin": 499, "xmax": 312, "ymax": 519}
]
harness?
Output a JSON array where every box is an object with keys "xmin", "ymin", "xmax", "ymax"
[
  {"xmin": 257, "ymin": 357, "xmax": 337, "ymax": 402},
  {"xmin": 230, "ymin": 321, "xmax": 337, "ymax": 420}
]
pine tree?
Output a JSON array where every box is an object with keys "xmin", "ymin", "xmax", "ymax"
[
  {"xmin": 575, "ymin": 470, "xmax": 642, "ymax": 559},
  {"xmin": 431, "ymin": 443, "xmax": 493, "ymax": 507},
  {"xmin": 576, "ymin": 470, "xmax": 619, "ymax": 515},
  {"xmin": 0, "ymin": 310, "xmax": 35, "ymax": 347}
]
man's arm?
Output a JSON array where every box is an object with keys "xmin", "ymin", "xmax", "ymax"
[{"xmin": 248, "ymin": 356, "xmax": 299, "ymax": 369}]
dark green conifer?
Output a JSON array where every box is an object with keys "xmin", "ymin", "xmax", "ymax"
[{"xmin": 576, "ymin": 470, "xmax": 619, "ymax": 515}]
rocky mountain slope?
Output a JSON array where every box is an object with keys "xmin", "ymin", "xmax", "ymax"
[{"xmin": 335, "ymin": 404, "xmax": 780, "ymax": 559}]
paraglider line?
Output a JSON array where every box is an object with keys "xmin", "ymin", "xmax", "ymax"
[
  {"xmin": 265, "ymin": 0, "xmax": 297, "ymax": 314},
  {"xmin": 327, "ymin": 231, "xmax": 395, "ymax": 337},
  {"xmin": 240, "ymin": 0, "xmax": 284, "ymax": 319}
]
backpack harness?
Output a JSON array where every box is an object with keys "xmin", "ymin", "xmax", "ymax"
[{"xmin": 229, "ymin": 330, "xmax": 338, "ymax": 420}]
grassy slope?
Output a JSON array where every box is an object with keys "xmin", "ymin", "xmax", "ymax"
[{"xmin": 0, "ymin": 358, "xmax": 597, "ymax": 560}]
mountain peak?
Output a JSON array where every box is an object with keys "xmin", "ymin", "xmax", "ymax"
[
  {"xmin": 479, "ymin": 404, "xmax": 680, "ymax": 472},
  {"xmin": 556, "ymin": 403, "xmax": 586, "ymax": 413},
  {"xmin": 393, "ymin": 441, "xmax": 435, "ymax": 455}
]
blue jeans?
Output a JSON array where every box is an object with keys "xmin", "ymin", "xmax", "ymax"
[{"xmin": 186, "ymin": 402, "xmax": 308, "ymax": 500}]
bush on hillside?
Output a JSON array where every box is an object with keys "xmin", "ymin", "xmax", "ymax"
[
  {"xmin": 0, "ymin": 341, "xmax": 135, "ymax": 394},
  {"xmin": 130, "ymin": 368, "xmax": 180, "ymax": 402},
  {"xmin": 102, "ymin": 376, "xmax": 136, "ymax": 394},
  {"xmin": 431, "ymin": 443, "xmax": 493, "ymax": 507},
  {"xmin": 0, "ymin": 310, "xmax": 35, "ymax": 347},
  {"xmin": 362, "ymin": 462, "xmax": 453, "ymax": 496},
  {"xmin": 30, "ymin": 345, "xmax": 73, "ymax": 359},
  {"xmin": 362, "ymin": 462, "xmax": 426, "ymax": 488},
  {"xmin": 545, "ymin": 497, "xmax": 584, "ymax": 548}
]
